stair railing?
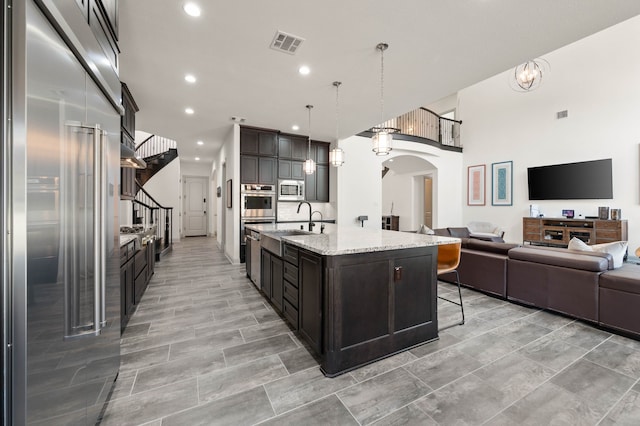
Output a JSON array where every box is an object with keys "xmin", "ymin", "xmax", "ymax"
[
  {"xmin": 135, "ymin": 134, "xmax": 177, "ymax": 159},
  {"xmin": 133, "ymin": 179, "xmax": 173, "ymax": 252},
  {"xmin": 374, "ymin": 107, "xmax": 462, "ymax": 148}
]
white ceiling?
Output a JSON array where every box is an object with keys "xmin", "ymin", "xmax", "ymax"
[{"xmin": 118, "ymin": 0, "xmax": 640, "ymax": 167}]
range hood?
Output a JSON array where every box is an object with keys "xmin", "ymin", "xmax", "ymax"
[{"xmin": 121, "ymin": 143, "xmax": 147, "ymax": 169}]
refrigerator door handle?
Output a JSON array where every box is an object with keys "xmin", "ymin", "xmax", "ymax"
[
  {"xmin": 93, "ymin": 124, "xmax": 106, "ymax": 333},
  {"xmin": 63, "ymin": 122, "xmax": 104, "ymax": 340}
]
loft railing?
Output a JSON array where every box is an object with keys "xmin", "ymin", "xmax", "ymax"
[
  {"xmin": 135, "ymin": 134, "xmax": 177, "ymax": 159},
  {"xmin": 376, "ymin": 107, "xmax": 462, "ymax": 148},
  {"xmin": 133, "ymin": 180, "xmax": 173, "ymax": 253}
]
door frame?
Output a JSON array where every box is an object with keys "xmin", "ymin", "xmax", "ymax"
[{"xmin": 182, "ymin": 174, "xmax": 209, "ymax": 237}]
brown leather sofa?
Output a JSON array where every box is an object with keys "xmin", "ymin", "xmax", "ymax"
[
  {"xmin": 599, "ymin": 264, "xmax": 640, "ymax": 336},
  {"xmin": 436, "ymin": 228, "xmax": 518, "ymax": 298},
  {"xmin": 434, "ymin": 227, "xmax": 640, "ymax": 339},
  {"xmin": 507, "ymin": 246, "xmax": 613, "ymax": 322}
]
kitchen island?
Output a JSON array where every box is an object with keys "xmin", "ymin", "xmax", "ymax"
[{"xmin": 246, "ymin": 223, "xmax": 459, "ymax": 377}]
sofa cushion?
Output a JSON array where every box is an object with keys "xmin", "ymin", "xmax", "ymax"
[
  {"xmin": 416, "ymin": 224, "xmax": 435, "ymax": 235},
  {"xmin": 447, "ymin": 227, "xmax": 470, "ymax": 238},
  {"xmin": 600, "ymin": 264, "xmax": 640, "ymax": 293},
  {"xmin": 568, "ymin": 237, "xmax": 591, "ymax": 251},
  {"xmin": 508, "ymin": 246, "xmax": 611, "ymax": 272},
  {"xmin": 433, "ymin": 228, "xmax": 450, "ymax": 237},
  {"xmin": 591, "ymin": 241, "xmax": 628, "ymax": 269},
  {"xmin": 568, "ymin": 238, "xmax": 627, "ymax": 268},
  {"xmin": 465, "ymin": 239, "xmax": 519, "ymax": 255}
]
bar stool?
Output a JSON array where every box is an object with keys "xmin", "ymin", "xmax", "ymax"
[{"xmin": 437, "ymin": 242, "xmax": 465, "ymax": 331}]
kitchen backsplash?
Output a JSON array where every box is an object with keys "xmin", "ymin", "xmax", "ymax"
[{"xmin": 277, "ymin": 202, "xmax": 336, "ymax": 222}]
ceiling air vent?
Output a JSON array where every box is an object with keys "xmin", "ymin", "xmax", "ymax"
[{"xmin": 270, "ymin": 31, "xmax": 304, "ymax": 55}]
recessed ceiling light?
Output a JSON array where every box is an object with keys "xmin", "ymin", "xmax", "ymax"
[
  {"xmin": 298, "ymin": 65, "xmax": 310, "ymax": 75},
  {"xmin": 183, "ymin": 2, "xmax": 201, "ymax": 17},
  {"xmin": 291, "ymin": 125, "xmax": 299, "ymax": 131},
  {"xmin": 197, "ymin": 140, "xmax": 204, "ymax": 145},
  {"xmin": 195, "ymin": 157, "xmax": 200, "ymax": 161},
  {"xmin": 185, "ymin": 107, "xmax": 194, "ymax": 114},
  {"xmin": 185, "ymin": 74, "xmax": 197, "ymax": 83}
]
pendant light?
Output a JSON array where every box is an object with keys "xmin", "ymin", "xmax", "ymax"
[
  {"xmin": 510, "ymin": 58, "xmax": 550, "ymax": 92},
  {"xmin": 303, "ymin": 105, "xmax": 316, "ymax": 175},
  {"xmin": 329, "ymin": 81, "xmax": 345, "ymax": 167},
  {"xmin": 372, "ymin": 42, "xmax": 393, "ymax": 156}
]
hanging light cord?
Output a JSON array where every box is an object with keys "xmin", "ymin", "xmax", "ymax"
[
  {"xmin": 335, "ymin": 82, "xmax": 341, "ymax": 142},
  {"xmin": 307, "ymin": 105, "xmax": 313, "ymax": 158},
  {"xmin": 380, "ymin": 45, "xmax": 385, "ymax": 127}
]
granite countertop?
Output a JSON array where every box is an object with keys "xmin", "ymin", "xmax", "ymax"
[
  {"xmin": 246, "ymin": 223, "xmax": 460, "ymax": 256},
  {"xmin": 119, "ymin": 234, "xmax": 138, "ymax": 247}
]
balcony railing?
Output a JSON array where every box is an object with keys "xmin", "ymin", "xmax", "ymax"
[{"xmin": 375, "ymin": 107, "xmax": 462, "ymax": 148}]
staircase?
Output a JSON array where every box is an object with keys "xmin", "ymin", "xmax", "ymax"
[
  {"xmin": 136, "ymin": 147, "xmax": 178, "ymax": 186},
  {"xmin": 129, "ymin": 134, "xmax": 179, "ymax": 259}
]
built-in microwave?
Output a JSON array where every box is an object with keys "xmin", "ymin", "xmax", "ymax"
[{"xmin": 278, "ymin": 180, "xmax": 304, "ymax": 201}]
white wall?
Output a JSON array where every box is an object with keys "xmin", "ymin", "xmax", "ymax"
[
  {"xmin": 143, "ymin": 157, "xmax": 181, "ymax": 242},
  {"xmin": 210, "ymin": 124, "xmax": 240, "ymax": 263},
  {"xmin": 337, "ymin": 135, "xmax": 464, "ymax": 230},
  {"xmin": 181, "ymin": 161, "xmax": 211, "ymax": 177},
  {"xmin": 458, "ymin": 15, "xmax": 640, "ymax": 251}
]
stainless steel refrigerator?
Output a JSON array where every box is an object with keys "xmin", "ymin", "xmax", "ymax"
[{"xmin": 3, "ymin": 0, "xmax": 121, "ymax": 424}]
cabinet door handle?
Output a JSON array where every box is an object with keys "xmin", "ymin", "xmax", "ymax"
[{"xmin": 394, "ymin": 266, "xmax": 402, "ymax": 282}]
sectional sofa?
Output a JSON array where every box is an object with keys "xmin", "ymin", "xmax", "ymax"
[{"xmin": 434, "ymin": 227, "xmax": 640, "ymax": 339}]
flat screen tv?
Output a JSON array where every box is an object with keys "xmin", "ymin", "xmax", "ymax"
[{"xmin": 527, "ymin": 159, "xmax": 613, "ymax": 200}]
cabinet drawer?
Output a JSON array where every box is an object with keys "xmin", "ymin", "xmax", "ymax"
[
  {"xmin": 134, "ymin": 247, "xmax": 147, "ymax": 277},
  {"xmin": 283, "ymin": 244, "xmax": 299, "ymax": 265},
  {"xmin": 283, "ymin": 299, "xmax": 298, "ymax": 329},
  {"xmin": 283, "ymin": 262, "xmax": 298, "ymax": 287},
  {"xmin": 284, "ymin": 280, "xmax": 299, "ymax": 307}
]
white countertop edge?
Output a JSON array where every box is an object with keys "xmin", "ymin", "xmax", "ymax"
[{"xmin": 282, "ymin": 235, "xmax": 460, "ymax": 256}]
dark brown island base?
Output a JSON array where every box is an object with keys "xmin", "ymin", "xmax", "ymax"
[{"xmin": 246, "ymin": 224, "xmax": 459, "ymax": 377}]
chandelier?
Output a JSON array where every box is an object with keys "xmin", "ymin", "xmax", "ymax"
[
  {"xmin": 510, "ymin": 58, "xmax": 550, "ymax": 92},
  {"xmin": 303, "ymin": 105, "xmax": 316, "ymax": 175},
  {"xmin": 372, "ymin": 42, "xmax": 396, "ymax": 156},
  {"xmin": 329, "ymin": 81, "xmax": 345, "ymax": 167}
]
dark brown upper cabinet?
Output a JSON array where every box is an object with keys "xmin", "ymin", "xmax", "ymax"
[
  {"xmin": 279, "ymin": 134, "xmax": 308, "ymax": 161},
  {"xmin": 241, "ymin": 128, "xmax": 278, "ymax": 157}
]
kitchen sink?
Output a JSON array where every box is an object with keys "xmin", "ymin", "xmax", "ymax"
[{"xmin": 260, "ymin": 229, "xmax": 312, "ymax": 257}]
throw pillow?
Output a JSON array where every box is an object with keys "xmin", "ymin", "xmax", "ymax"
[
  {"xmin": 591, "ymin": 241, "xmax": 628, "ymax": 269},
  {"xmin": 568, "ymin": 237, "xmax": 591, "ymax": 252},
  {"xmin": 416, "ymin": 224, "xmax": 435, "ymax": 235}
]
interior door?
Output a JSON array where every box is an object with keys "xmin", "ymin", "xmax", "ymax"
[
  {"xmin": 184, "ymin": 176, "xmax": 208, "ymax": 236},
  {"xmin": 423, "ymin": 177, "xmax": 433, "ymax": 228}
]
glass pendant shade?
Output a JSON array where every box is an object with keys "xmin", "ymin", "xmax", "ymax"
[
  {"xmin": 329, "ymin": 147, "xmax": 344, "ymax": 167},
  {"xmin": 372, "ymin": 131, "xmax": 393, "ymax": 156},
  {"xmin": 303, "ymin": 158, "xmax": 316, "ymax": 174}
]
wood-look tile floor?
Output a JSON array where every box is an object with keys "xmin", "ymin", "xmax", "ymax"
[{"xmin": 100, "ymin": 237, "xmax": 640, "ymax": 425}]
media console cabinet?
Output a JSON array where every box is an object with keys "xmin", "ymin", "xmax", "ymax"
[{"xmin": 523, "ymin": 217, "xmax": 628, "ymax": 247}]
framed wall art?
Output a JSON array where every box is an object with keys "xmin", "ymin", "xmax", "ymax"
[
  {"xmin": 226, "ymin": 179, "xmax": 232, "ymax": 208},
  {"xmin": 491, "ymin": 161, "xmax": 513, "ymax": 206},
  {"xmin": 467, "ymin": 164, "xmax": 486, "ymax": 206}
]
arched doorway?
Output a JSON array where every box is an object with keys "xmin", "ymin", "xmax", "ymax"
[{"xmin": 381, "ymin": 155, "xmax": 437, "ymax": 231}]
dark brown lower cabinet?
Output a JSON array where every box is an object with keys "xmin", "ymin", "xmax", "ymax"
[
  {"xmin": 134, "ymin": 246, "xmax": 147, "ymax": 304},
  {"xmin": 120, "ymin": 257, "xmax": 134, "ymax": 333},
  {"xmin": 297, "ymin": 245, "xmax": 439, "ymax": 377},
  {"xmin": 270, "ymin": 256, "xmax": 283, "ymax": 312},
  {"xmin": 261, "ymin": 249, "xmax": 284, "ymax": 312},
  {"xmin": 299, "ymin": 250, "xmax": 323, "ymax": 353}
]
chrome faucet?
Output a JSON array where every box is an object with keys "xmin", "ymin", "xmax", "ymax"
[
  {"xmin": 311, "ymin": 210, "xmax": 325, "ymax": 233},
  {"xmin": 297, "ymin": 201, "xmax": 314, "ymax": 231}
]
